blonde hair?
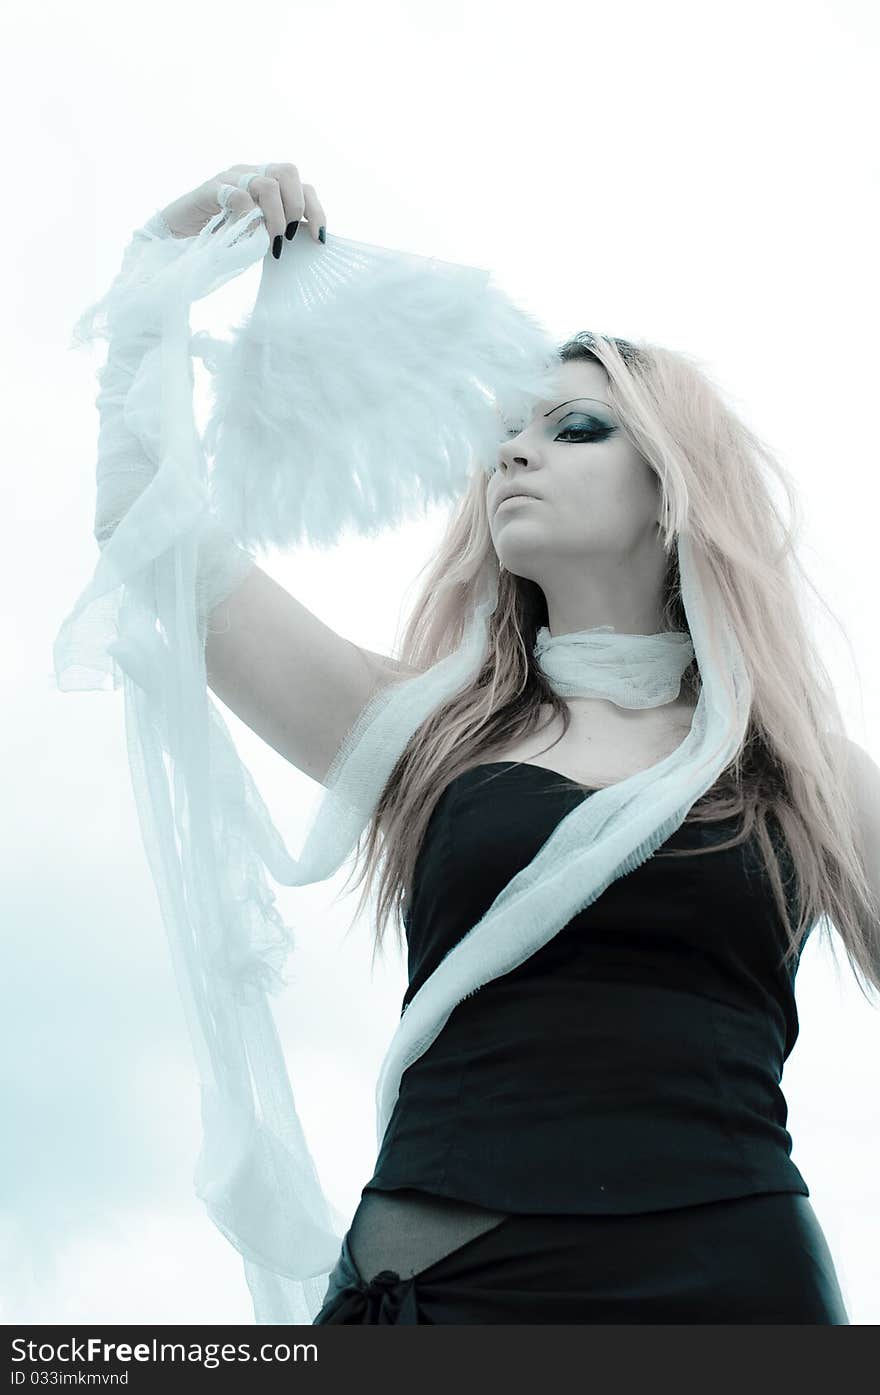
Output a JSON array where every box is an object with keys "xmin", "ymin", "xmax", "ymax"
[{"xmin": 340, "ymin": 331, "xmax": 880, "ymax": 1003}]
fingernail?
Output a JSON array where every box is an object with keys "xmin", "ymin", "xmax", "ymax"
[
  {"xmin": 285, "ymin": 221, "xmax": 298, "ymax": 240},
  {"xmin": 318, "ymin": 225, "xmax": 326, "ymax": 244},
  {"xmin": 272, "ymin": 235, "xmax": 283, "ymax": 260}
]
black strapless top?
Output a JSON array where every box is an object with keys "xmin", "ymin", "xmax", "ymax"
[{"xmin": 365, "ymin": 760, "xmax": 812, "ymax": 1214}]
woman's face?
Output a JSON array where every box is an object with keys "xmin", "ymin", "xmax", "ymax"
[{"xmin": 486, "ymin": 358, "xmax": 661, "ymax": 584}]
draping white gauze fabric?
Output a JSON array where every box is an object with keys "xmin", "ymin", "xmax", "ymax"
[
  {"xmin": 52, "ymin": 203, "xmax": 572, "ymax": 1324},
  {"xmin": 53, "ymin": 202, "xmax": 754, "ymax": 1324}
]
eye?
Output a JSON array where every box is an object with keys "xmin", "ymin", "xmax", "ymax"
[
  {"xmin": 555, "ymin": 425, "xmax": 608, "ymax": 442},
  {"xmin": 555, "ymin": 414, "xmax": 612, "ymax": 441}
]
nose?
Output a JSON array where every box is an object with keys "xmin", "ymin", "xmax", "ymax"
[
  {"xmin": 498, "ymin": 441, "xmax": 535, "ymax": 472},
  {"xmin": 495, "ymin": 422, "xmax": 541, "ymax": 482},
  {"xmin": 496, "ymin": 454, "xmax": 537, "ymax": 491}
]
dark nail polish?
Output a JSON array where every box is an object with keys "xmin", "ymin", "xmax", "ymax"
[
  {"xmin": 272, "ymin": 234, "xmax": 283, "ymax": 260},
  {"xmin": 318, "ymin": 225, "xmax": 326, "ymax": 244},
  {"xmin": 285, "ymin": 220, "xmax": 298, "ymax": 240}
]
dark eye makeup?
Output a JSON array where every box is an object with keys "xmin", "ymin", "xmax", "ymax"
[
  {"xmin": 554, "ymin": 413, "xmax": 613, "ymax": 440},
  {"xmin": 502, "ymin": 412, "xmax": 612, "ymax": 442}
]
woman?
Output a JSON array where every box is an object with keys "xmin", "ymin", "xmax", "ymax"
[
  {"xmin": 302, "ymin": 349, "xmax": 858, "ymax": 1325},
  {"xmin": 60, "ymin": 161, "xmax": 878, "ymax": 1324}
]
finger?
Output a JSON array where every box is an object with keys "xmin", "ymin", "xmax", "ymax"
[
  {"xmin": 208, "ymin": 186, "xmax": 263, "ymax": 243},
  {"xmin": 212, "ymin": 167, "xmax": 262, "ymax": 228},
  {"xmin": 267, "ymin": 162, "xmax": 306, "ymax": 238},
  {"xmin": 246, "ymin": 175, "xmax": 287, "ymax": 248},
  {"xmin": 300, "ymin": 182, "xmax": 327, "ymax": 242},
  {"xmin": 219, "ymin": 186, "xmax": 257, "ymax": 218}
]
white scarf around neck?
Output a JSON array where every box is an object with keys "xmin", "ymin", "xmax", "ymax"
[{"xmin": 534, "ymin": 623, "xmax": 695, "ymax": 705}]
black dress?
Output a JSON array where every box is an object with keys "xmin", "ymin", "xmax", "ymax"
[{"xmin": 313, "ymin": 761, "xmax": 850, "ymax": 1324}]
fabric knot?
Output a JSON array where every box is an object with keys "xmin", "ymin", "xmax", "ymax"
[{"xmin": 365, "ymin": 1268, "xmax": 402, "ymax": 1297}]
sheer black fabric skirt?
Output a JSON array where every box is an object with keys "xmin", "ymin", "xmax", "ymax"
[{"xmin": 312, "ymin": 1191, "xmax": 850, "ymax": 1325}]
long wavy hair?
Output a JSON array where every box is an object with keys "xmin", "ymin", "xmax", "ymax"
[{"xmin": 339, "ymin": 331, "xmax": 879, "ymax": 1002}]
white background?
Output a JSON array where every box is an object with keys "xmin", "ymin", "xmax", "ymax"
[{"xmin": 2, "ymin": 0, "xmax": 878, "ymax": 1324}]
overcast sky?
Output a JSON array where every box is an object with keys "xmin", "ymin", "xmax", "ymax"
[{"xmin": 2, "ymin": 0, "xmax": 878, "ymax": 1325}]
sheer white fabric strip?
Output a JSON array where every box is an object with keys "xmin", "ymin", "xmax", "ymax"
[{"xmin": 53, "ymin": 206, "xmax": 560, "ymax": 1323}]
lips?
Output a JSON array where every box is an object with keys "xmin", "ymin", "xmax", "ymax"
[{"xmin": 495, "ymin": 492, "xmax": 538, "ymax": 513}]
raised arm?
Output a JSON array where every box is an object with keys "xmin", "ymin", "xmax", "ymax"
[
  {"xmin": 205, "ymin": 565, "xmax": 416, "ymax": 786},
  {"xmin": 84, "ymin": 164, "xmax": 417, "ymax": 787}
]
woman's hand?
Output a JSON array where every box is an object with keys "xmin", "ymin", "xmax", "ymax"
[{"xmin": 159, "ymin": 162, "xmax": 327, "ymax": 258}]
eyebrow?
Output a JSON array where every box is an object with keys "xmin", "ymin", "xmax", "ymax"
[{"xmin": 542, "ymin": 397, "xmax": 613, "ymax": 416}]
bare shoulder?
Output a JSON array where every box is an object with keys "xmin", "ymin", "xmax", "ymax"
[
  {"xmin": 833, "ymin": 735, "xmax": 880, "ymax": 828},
  {"xmin": 826, "ymin": 733, "xmax": 880, "ymax": 791},
  {"xmin": 825, "ymin": 735, "xmax": 880, "ymax": 911},
  {"xmin": 830, "ymin": 735, "xmax": 880, "ymax": 971}
]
